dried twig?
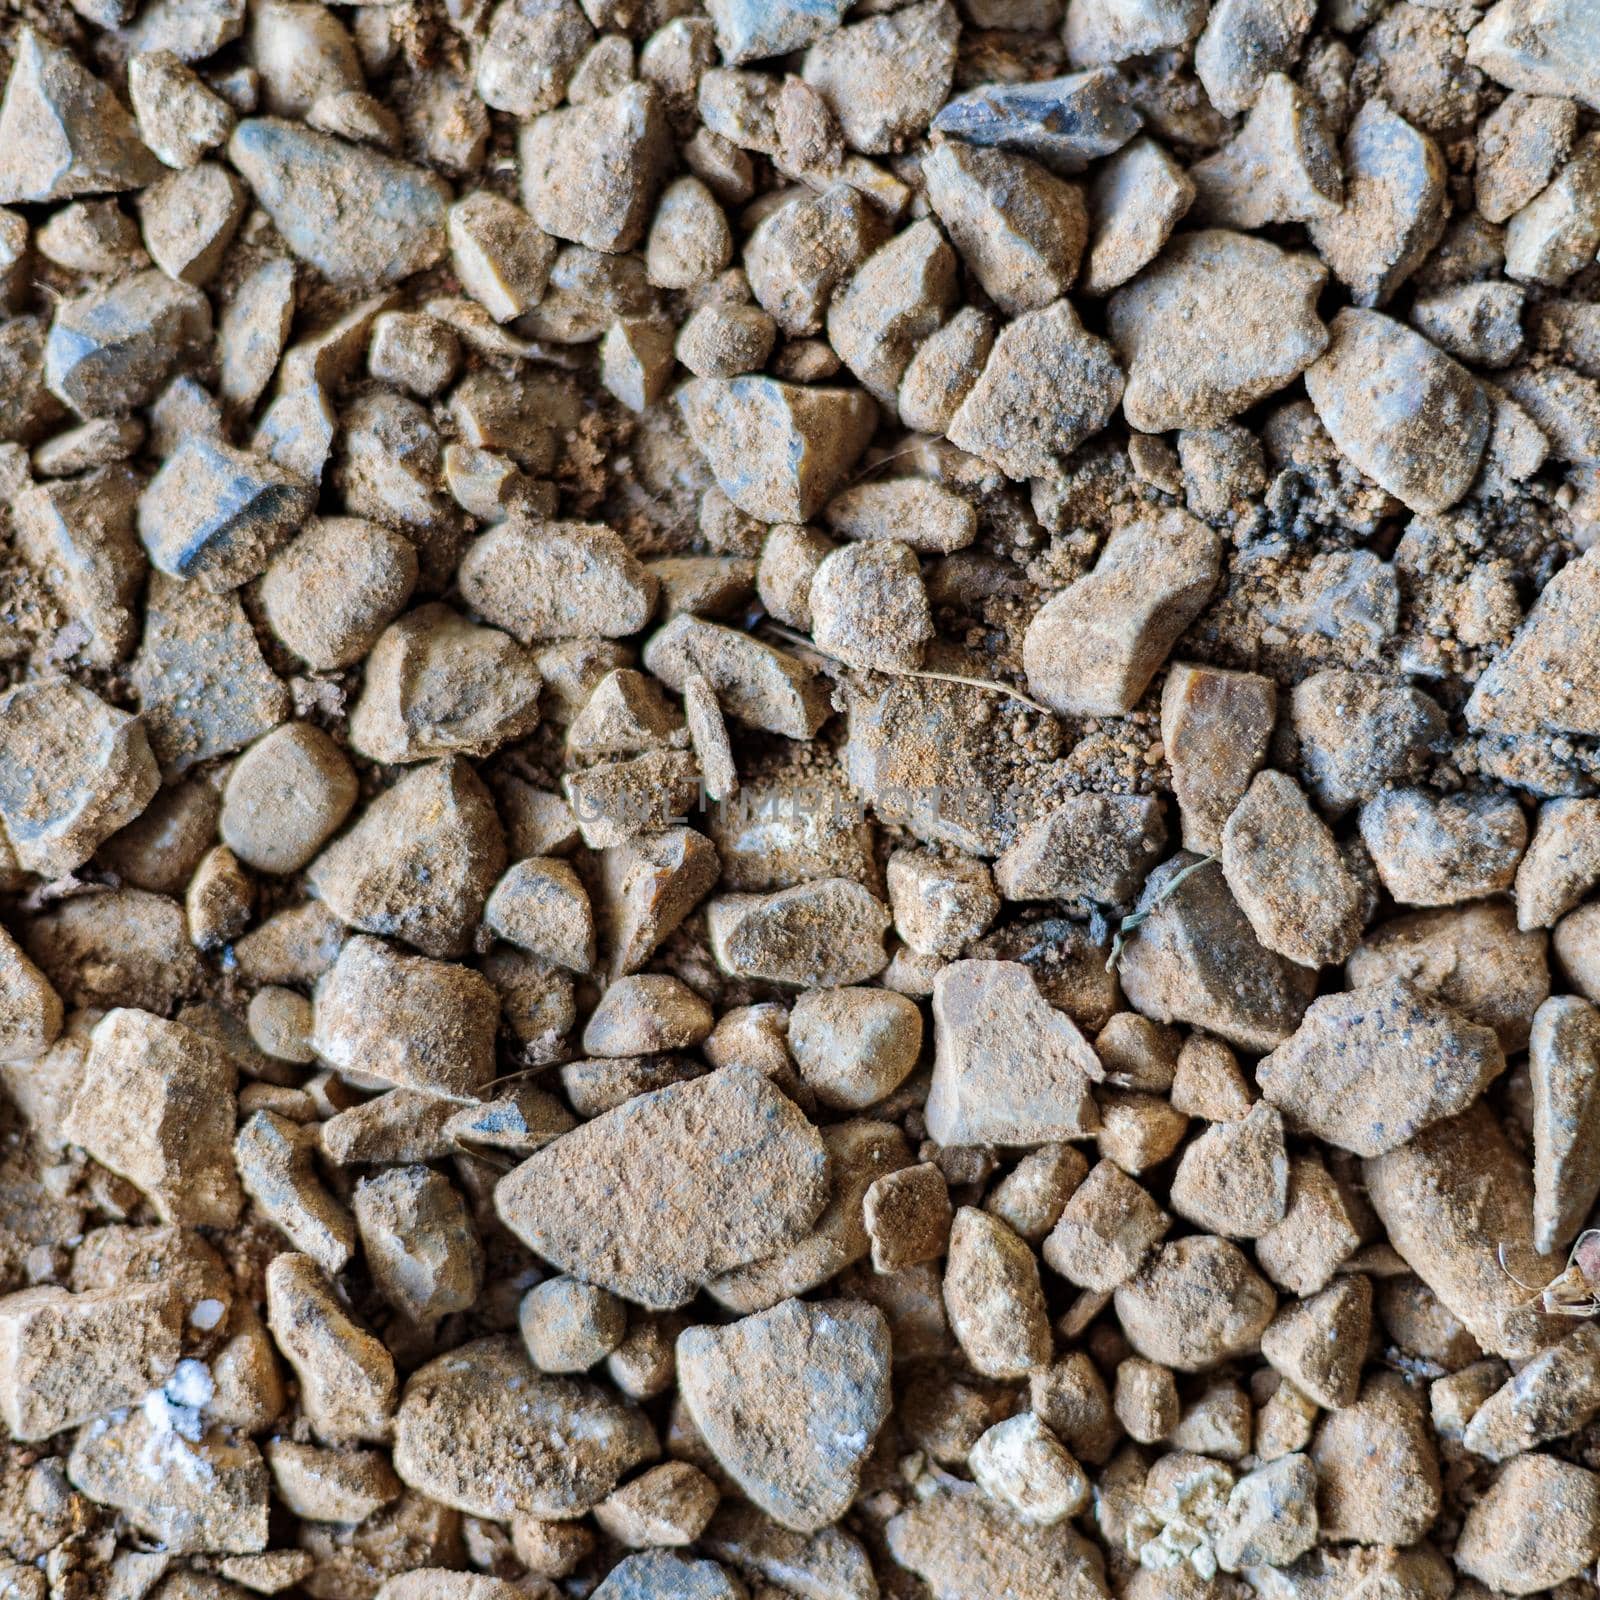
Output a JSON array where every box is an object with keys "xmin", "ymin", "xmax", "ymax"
[{"xmin": 1105, "ymin": 853, "xmax": 1219, "ymax": 973}]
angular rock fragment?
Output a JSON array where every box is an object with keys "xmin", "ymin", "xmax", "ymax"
[
  {"xmin": 598, "ymin": 827, "xmax": 720, "ymax": 976},
  {"xmin": 449, "ymin": 191, "xmax": 555, "ymax": 322},
  {"xmin": 933, "ymin": 68, "xmax": 1140, "ymax": 173},
  {"xmin": 809, "ymin": 540, "xmax": 933, "ymax": 672},
  {"xmin": 1358, "ymin": 785, "xmax": 1526, "ymax": 907},
  {"xmin": 1024, "ymin": 510, "xmax": 1220, "ymax": 717},
  {"xmin": 995, "ymin": 795, "xmax": 1166, "ymax": 905},
  {"xmin": 1466, "ymin": 0, "xmax": 1599, "ymax": 112},
  {"xmin": 1114, "ymin": 1236, "xmax": 1277, "ymax": 1372},
  {"xmin": 1463, "ymin": 1320, "xmax": 1600, "ymax": 1461},
  {"xmin": 1043, "ymin": 1158, "xmax": 1168, "ymax": 1292},
  {"xmin": 129, "ymin": 50, "xmax": 234, "ymax": 170},
  {"xmin": 1260, "ymin": 1276, "xmax": 1371, "ymax": 1410},
  {"xmin": 1169, "ymin": 1102, "xmax": 1290, "ymax": 1238},
  {"xmin": 1529, "ymin": 995, "xmax": 1600, "ymax": 1252},
  {"xmin": 1108, "ymin": 230, "xmax": 1328, "ymax": 431},
  {"xmin": 1311, "ymin": 1372, "xmax": 1440, "ymax": 1545},
  {"xmin": 1190, "ymin": 74, "xmax": 1341, "ymax": 228},
  {"xmin": 708, "ymin": 880, "xmax": 889, "ymax": 986},
  {"xmin": 1291, "ymin": 671, "xmax": 1446, "ymax": 814},
  {"xmin": 355, "ymin": 1167, "xmax": 482, "ymax": 1327},
  {"xmin": 1456, "ymin": 1454, "xmax": 1600, "ymax": 1595},
  {"xmin": 1161, "ymin": 664, "xmax": 1275, "ymax": 852},
  {"xmin": 678, "ymin": 1297, "xmax": 890, "ymax": 1533},
  {"xmin": 221, "ymin": 723, "xmax": 358, "ymax": 876},
  {"xmin": 943, "ymin": 1206, "xmax": 1052, "ymax": 1379},
  {"xmin": 496, "ymin": 1067, "xmax": 829, "ymax": 1309},
  {"xmin": 236, "ymin": 1110, "xmax": 355, "ymax": 1276},
  {"xmin": 229, "ymin": 119, "xmax": 449, "ymax": 285},
  {"xmin": 1082, "ymin": 135, "xmax": 1195, "ymax": 296},
  {"xmin": 1195, "ymin": 0, "xmax": 1315, "ymax": 115}
]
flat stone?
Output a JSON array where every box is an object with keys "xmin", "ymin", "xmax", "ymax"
[
  {"xmin": 495, "ymin": 1066, "xmax": 830, "ymax": 1310},
  {"xmin": 393, "ymin": 1334, "xmax": 657, "ymax": 1519},
  {"xmin": 1467, "ymin": 0, "xmax": 1600, "ymax": 112},
  {"xmin": 1530, "ymin": 995, "xmax": 1600, "ymax": 1252},
  {"xmin": 925, "ymin": 960, "xmax": 1100, "ymax": 1147},
  {"xmin": 824, "ymin": 477, "xmax": 978, "ymax": 555},
  {"xmin": 947, "ymin": 298, "xmax": 1124, "ymax": 479},
  {"xmin": 1221, "ymin": 771, "xmax": 1365, "ymax": 968},
  {"xmin": 1308, "ymin": 98, "xmax": 1447, "ymax": 307},
  {"xmin": 1305, "ymin": 308, "xmax": 1491, "ymax": 515},
  {"xmin": 1161, "ymin": 663, "xmax": 1276, "ymax": 852},
  {"xmin": 708, "ymin": 879, "xmax": 890, "ymax": 986},
  {"xmin": 1260, "ymin": 977, "xmax": 1503, "ymax": 1157},
  {"xmin": 678, "ymin": 1298, "xmax": 890, "ymax": 1532},
  {"xmin": 932, "ymin": 68, "xmax": 1140, "ymax": 173},
  {"xmin": 1023, "ymin": 509, "xmax": 1220, "ymax": 717},
  {"xmin": 137, "ymin": 434, "xmax": 312, "ymax": 590},
  {"xmin": 1467, "ymin": 546, "xmax": 1600, "ymax": 736},
  {"xmin": 0, "ymin": 28, "xmax": 163, "ymax": 203},
  {"xmin": 311, "ymin": 935, "xmax": 498, "ymax": 1101},
  {"xmin": 1118, "ymin": 854, "xmax": 1317, "ymax": 1054},
  {"xmin": 229, "ymin": 118, "xmax": 449, "ymax": 285},
  {"xmin": 1463, "ymin": 1321, "xmax": 1600, "ymax": 1461},
  {"xmin": 679, "ymin": 376, "xmax": 877, "ymax": 523},
  {"xmin": 995, "ymin": 794, "xmax": 1166, "ymax": 905},
  {"xmin": 1114, "ymin": 1236, "xmax": 1277, "ymax": 1372}
]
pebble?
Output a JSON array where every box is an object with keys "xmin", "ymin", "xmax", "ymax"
[
  {"xmin": 1116, "ymin": 1357, "xmax": 1179, "ymax": 1444},
  {"xmin": 1305, "ymin": 308, "xmax": 1491, "ymax": 515},
  {"xmin": 484, "ymin": 857, "xmax": 594, "ymax": 973},
  {"xmin": 932, "ymin": 68, "xmax": 1140, "ymax": 173},
  {"xmin": 475, "ymin": 0, "xmax": 590, "ymax": 117},
  {"xmin": 1109, "ymin": 230, "xmax": 1328, "ymax": 431},
  {"xmin": 1529, "ymin": 994, "xmax": 1600, "ymax": 1252},
  {"xmin": 229, "ymin": 119, "xmax": 449, "ymax": 284},
  {"xmin": 583, "ymin": 974, "xmax": 712, "ymax": 1056},
  {"xmin": 0, "ymin": 29, "xmax": 163, "ymax": 204},
  {"xmin": 864, "ymin": 1162, "xmax": 952, "ymax": 1271},
  {"xmin": 995, "ymin": 794, "xmax": 1167, "ymax": 904},
  {"xmin": 448, "ymin": 191, "xmax": 555, "ymax": 323},
  {"xmin": 236, "ymin": 1109, "xmax": 355, "ymax": 1275},
  {"xmin": 355, "ymin": 1165, "xmax": 482, "ymax": 1326},
  {"xmin": 137, "ymin": 160, "xmax": 244, "ymax": 285},
  {"xmin": 1043, "ymin": 1158, "xmax": 1169, "ymax": 1291},
  {"xmin": 1190, "ymin": 74, "xmax": 1341, "ymax": 228},
  {"xmin": 593, "ymin": 1553, "xmax": 742, "ymax": 1600},
  {"xmin": 393, "ymin": 1334, "xmax": 656, "ymax": 1519},
  {"xmin": 1114, "ymin": 1236, "xmax": 1277, "ymax": 1372},
  {"xmin": 1457, "ymin": 1453, "xmax": 1600, "ymax": 1594},
  {"xmin": 1194, "ymin": 0, "xmax": 1314, "ymax": 114},
  {"xmin": 1260, "ymin": 1276, "xmax": 1371, "ymax": 1410},
  {"xmin": 1169, "ymin": 1102, "xmax": 1290, "ymax": 1238},
  {"xmin": 128, "ymin": 50, "xmax": 235, "ymax": 169},
  {"xmin": 1221, "ymin": 771, "xmax": 1364, "ymax": 968},
  {"xmin": 944, "ymin": 1207, "xmax": 1052, "ymax": 1378},
  {"xmin": 311, "ymin": 934, "xmax": 498, "ymax": 1100},
  {"xmin": 707, "ymin": 0, "xmax": 849, "ymax": 64},
  {"xmin": 1082, "ymin": 135, "xmax": 1195, "ymax": 295},
  {"xmin": 971, "ymin": 1411, "xmax": 1091, "ymax": 1526},
  {"xmin": 309, "ymin": 759, "xmax": 505, "ymax": 959},
  {"xmin": 221, "ymin": 724, "xmax": 357, "ymax": 875},
  {"xmin": 1024, "ymin": 509, "xmax": 1220, "ymax": 717},
  {"xmin": 319, "ymin": 1091, "xmax": 458, "ymax": 1168},
  {"xmin": 745, "ymin": 183, "xmax": 887, "ymax": 338},
  {"xmin": 1291, "ymin": 670, "xmax": 1446, "ymax": 814},
  {"xmin": 1466, "ymin": 0, "xmax": 1599, "ymax": 112},
  {"xmin": 1358, "ymin": 785, "xmax": 1526, "ymax": 906},
  {"xmin": 1066, "ymin": 0, "xmax": 1207, "ymax": 64},
  {"xmin": 1161, "ymin": 663, "xmax": 1276, "ymax": 852},
  {"xmin": 926, "ymin": 959, "xmax": 1100, "ymax": 1146},
  {"xmin": 678, "ymin": 1297, "xmax": 890, "ymax": 1531},
  {"xmin": 897, "ymin": 305, "xmax": 994, "ymax": 432},
  {"xmin": 809, "ymin": 539, "xmax": 933, "ymax": 672},
  {"xmin": 788, "ymin": 987, "xmax": 921, "ymax": 1111},
  {"xmin": 597, "ymin": 827, "xmax": 719, "ymax": 977},
  {"xmin": 520, "ymin": 1276, "xmax": 626, "ymax": 1373},
  {"xmin": 708, "ymin": 879, "xmax": 890, "ymax": 986},
  {"xmin": 1515, "ymin": 797, "xmax": 1600, "ymax": 930},
  {"xmin": 887, "ymin": 849, "xmax": 998, "ymax": 959},
  {"xmin": 520, "ymin": 85, "xmax": 671, "ymax": 253},
  {"xmin": 594, "ymin": 1460, "xmax": 719, "ymax": 1548},
  {"xmin": 495, "ymin": 1067, "xmax": 828, "ymax": 1309},
  {"xmin": 1215, "ymin": 1453, "xmax": 1318, "ymax": 1571},
  {"xmin": 266, "ymin": 1440, "xmax": 400, "ymax": 1523}
]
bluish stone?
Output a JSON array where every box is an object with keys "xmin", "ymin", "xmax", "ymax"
[
  {"xmin": 932, "ymin": 68, "xmax": 1142, "ymax": 172},
  {"xmin": 706, "ymin": 0, "xmax": 850, "ymax": 63}
]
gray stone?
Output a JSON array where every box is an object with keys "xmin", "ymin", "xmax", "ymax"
[
  {"xmin": 932, "ymin": 68, "xmax": 1141, "ymax": 174},
  {"xmin": 1530, "ymin": 995, "xmax": 1600, "ymax": 1253},
  {"xmin": 1357, "ymin": 785, "xmax": 1527, "ymax": 907},
  {"xmin": 1195, "ymin": 0, "xmax": 1316, "ymax": 115},
  {"xmin": 708, "ymin": 0, "xmax": 851, "ymax": 64},
  {"xmin": 1505, "ymin": 133, "xmax": 1600, "ymax": 287},
  {"xmin": 1189, "ymin": 73, "xmax": 1341, "ymax": 228},
  {"xmin": 1081, "ymin": 134, "xmax": 1195, "ymax": 296},
  {"xmin": 1467, "ymin": 0, "xmax": 1600, "ymax": 112},
  {"xmin": 994, "ymin": 794, "xmax": 1166, "ymax": 905},
  {"xmin": 643, "ymin": 615, "xmax": 829, "ymax": 739},
  {"xmin": 708, "ymin": 880, "xmax": 890, "ymax": 987},
  {"xmin": 1065, "ymin": 0, "xmax": 1208, "ymax": 65}
]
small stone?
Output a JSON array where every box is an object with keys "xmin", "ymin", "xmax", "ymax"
[
  {"xmin": 645, "ymin": 177, "xmax": 731, "ymax": 291},
  {"xmin": 27, "ymin": 888, "xmax": 203, "ymax": 1014},
  {"xmin": 932, "ymin": 68, "xmax": 1140, "ymax": 173},
  {"xmin": 594, "ymin": 1553, "xmax": 741, "ymax": 1600},
  {"xmin": 864, "ymin": 1163, "xmax": 952, "ymax": 1272},
  {"xmin": 1194, "ymin": 0, "xmax": 1314, "ymax": 114},
  {"xmin": 1116, "ymin": 1356, "xmax": 1179, "ymax": 1444},
  {"xmin": 809, "ymin": 540, "xmax": 933, "ymax": 672},
  {"xmin": 1025, "ymin": 510, "xmax": 1220, "ymax": 718},
  {"xmin": 745, "ymin": 182, "xmax": 888, "ymax": 338},
  {"xmin": 706, "ymin": 0, "xmax": 849, "ymax": 63},
  {"xmin": 1065, "ymin": 0, "xmax": 1206, "ymax": 64},
  {"xmin": 1290, "ymin": 670, "xmax": 1446, "ymax": 815},
  {"xmin": 594, "ymin": 1461, "xmax": 719, "ymax": 1548},
  {"xmin": 602, "ymin": 315, "xmax": 676, "ymax": 409},
  {"xmin": 788, "ymin": 986, "xmax": 922, "ymax": 1111},
  {"xmin": 886, "ymin": 849, "xmax": 998, "ymax": 960},
  {"xmin": 1109, "ymin": 230, "xmax": 1328, "ymax": 432},
  {"xmin": 897, "ymin": 307, "xmax": 995, "ymax": 434},
  {"xmin": 1455, "ymin": 1454, "xmax": 1600, "ymax": 1595},
  {"xmin": 598, "ymin": 827, "xmax": 720, "ymax": 977},
  {"xmin": 520, "ymin": 1276, "xmax": 627, "ymax": 1372},
  {"xmin": 235, "ymin": 1111, "xmax": 356, "ymax": 1277},
  {"xmin": 1215, "ymin": 1454, "xmax": 1318, "ymax": 1571},
  {"xmin": 583, "ymin": 974, "xmax": 712, "ymax": 1056},
  {"xmin": 1466, "ymin": 0, "xmax": 1600, "ymax": 113},
  {"xmin": 1082, "ymin": 135, "xmax": 1195, "ymax": 296},
  {"xmin": 1410, "ymin": 280, "xmax": 1527, "ymax": 367},
  {"xmin": 449, "ymin": 191, "xmax": 555, "ymax": 323},
  {"xmin": 1504, "ymin": 133, "xmax": 1600, "ymax": 287},
  {"xmin": 247, "ymin": 986, "xmax": 314, "ymax": 1064},
  {"xmin": 309, "ymin": 759, "xmax": 505, "ymax": 959},
  {"xmin": 988, "ymin": 1145, "xmax": 1090, "ymax": 1244},
  {"xmin": 1095, "ymin": 1090, "xmax": 1189, "ymax": 1174},
  {"xmin": 221, "ymin": 724, "xmax": 358, "ymax": 876},
  {"xmin": 682, "ymin": 673, "xmax": 737, "ymax": 803},
  {"xmin": 708, "ymin": 880, "xmax": 890, "ymax": 987},
  {"xmin": 823, "ymin": 480, "xmax": 977, "ymax": 560},
  {"xmin": 137, "ymin": 161, "xmax": 244, "ymax": 286},
  {"xmin": 129, "ymin": 51, "xmax": 234, "ymax": 169},
  {"xmin": 229, "ymin": 119, "xmax": 448, "ymax": 284},
  {"xmin": 320, "ymin": 1091, "xmax": 458, "ymax": 1168},
  {"xmin": 354, "ymin": 1166, "xmax": 482, "ymax": 1326},
  {"xmin": 519, "ymin": 85, "xmax": 671, "ymax": 253},
  {"xmin": 312, "ymin": 936, "xmax": 497, "ymax": 1101},
  {"xmin": 265, "ymin": 1252, "xmax": 396, "ymax": 1444},
  {"xmin": 565, "ymin": 750, "xmax": 701, "ymax": 850},
  {"xmin": 1530, "ymin": 995, "xmax": 1600, "ymax": 1252},
  {"xmin": 971, "ymin": 1411, "xmax": 1091, "ymax": 1526},
  {"xmin": 475, "ymin": 0, "xmax": 591, "ymax": 117},
  {"xmin": 801, "ymin": 0, "xmax": 958, "ymax": 156},
  {"xmin": 485, "ymin": 858, "xmax": 594, "ymax": 973},
  {"xmin": 1310, "ymin": 1371, "xmax": 1440, "ymax": 1545},
  {"xmin": 1462, "ymin": 1320, "xmax": 1600, "ymax": 1461},
  {"xmin": 1169, "ymin": 1102, "xmax": 1290, "ymax": 1238},
  {"xmin": 1260, "ymin": 1276, "xmax": 1372, "ymax": 1409},
  {"xmin": 267, "ymin": 1440, "xmax": 400, "ymax": 1522},
  {"xmin": 995, "ymin": 794, "xmax": 1167, "ymax": 905},
  {"xmin": 1517, "ymin": 799, "xmax": 1600, "ymax": 930},
  {"xmin": 457, "ymin": 520, "xmax": 656, "ymax": 645},
  {"xmin": 1256, "ymin": 1155, "xmax": 1366, "ymax": 1296},
  {"xmin": 497, "ymin": 1067, "xmax": 828, "ymax": 1309},
  {"xmin": 1161, "ymin": 664, "xmax": 1276, "ymax": 853},
  {"xmin": 1169, "ymin": 1034, "xmax": 1251, "ymax": 1122},
  {"xmin": 1476, "ymin": 92, "xmax": 1579, "ymax": 223},
  {"xmin": 45, "ymin": 269, "xmax": 211, "ymax": 418},
  {"xmin": 944, "ymin": 1207, "xmax": 1052, "ymax": 1379},
  {"xmin": 1117, "ymin": 1236, "xmax": 1277, "ymax": 1372},
  {"xmin": 1358, "ymin": 785, "xmax": 1526, "ymax": 906},
  {"xmin": 368, "ymin": 312, "xmax": 459, "ymax": 398},
  {"xmin": 946, "ymin": 298, "xmax": 1124, "ymax": 480},
  {"xmin": 1190, "ymin": 74, "xmax": 1341, "ymax": 228}
]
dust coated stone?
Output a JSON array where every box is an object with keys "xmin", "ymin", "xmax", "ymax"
[
  {"xmin": 312, "ymin": 936, "xmax": 497, "ymax": 1101},
  {"xmin": 702, "ymin": 1502, "xmax": 879, "ymax": 1600},
  {"xmin": 0, "ymin": 29, "xmax": 163, "ymax": 204},
  {"xmin": 1467, "ymin": 546, "xmax": 1600, "ymax": 736},
  {"xmin": 0, "ymin": 678, "xmax": 159, "ymax": 878},
  {"xmin": 1311, "ymin": 1371, "xmax": 1440, "ymax": 1545},
  {"xmin": 746, "ymin": 182, "xmax": 887, "ymax": 338},
  {"xmin": 1169, "ymin": 1102, "xmax": 1289, "ymax": 1238},
  {"xmin": 865, "ymin": 1163, "xmax": 952, "ymax": 1272},
  {"xmin": 1260, "ymin": 978, "xmax": 1502, "ymax": 1157},
  {"xmin": 1024, "ymin": 511, "xmax": 1220, "ymax": 717},
  {"xmin": 946, "ymin": 298, "xmax": 1124, "ymax": 480},
  {"xmin": 645, "ymin": 615, "xmax": 829, "ymax": 740},
  {"xmin": 1116, "ymin": 1236, "xmax": 1277, "ymax": 1372},
  {"xmin": 708, "ymin": 880, "xmax": 890, "ymax": 987},
  {"xmin": 1305, "ymin": 308, "xmax": 1490, "ymax": 515},
  {"xmin": 790, "ymin": 986, "xmax": 922, "ymax": 1110},
  {"xmin": 1261, "ymin": 1276, "xmax": 1371, "ymax": 1410},
  {"xmin": 0, "ymin": 927, "xmax": 61, "ymax": 1063},
  {"xmin": 1161, "ymin": 664, "xmax": 1276, "ymax": 852},
  {"xmin": 995, "ymin": 794, "xmax": 1166, "ymax": 905},
  {"xmin": 486, "ymin": 857, "xmax": 594, "ymax": 973},
  {"xmin": 309, "ymin": 759, "xmax": 505, "ymax": 959},
  {"xmin": 1530, "ymin": 995, "xmax": 1600, "ymax": 1251},
  {"xmin": 1456, "ymin": 1454, "xmax": 1600, "ymax": 1594},
  {"xmin": 1517, "ymin": 799, "xmax": 1600, "ymax": 929},
  {"xmin": 394, "ymin": 1334, "xmax": 657, "ymax": 1520},
  {"xmin": 593, "ymin": 1553, "xmax": 741, "ymax": 1600},
  {"xmin": 496, "ymin": 1067, "xmax": 829, "ymax": 1310},
  {"xmin": 520, "ymin": 1276, "xmax": 625, "ymax": 1373},
  {"xmin": 809, "ymin": 540, "xmax": 933, "ymax": 672},
  {"xmin": 1043, "ymin": 1158, "xmax": 1169, "ymax": 1291},
  {"xmin": 1222, "ymin": 771, "xmax": 1364, "ymax": 968},
  {"xmin": 1365, "ymin": 1103, "xmax": 1565, "ymax": 1361},
  {"xmin": 222, "ymin": 723, "xmax": 358, "ymax": 875},
  {"xmin": 1190, "ymin": 74, "xmax": 1341, "ymax": 229},
  {"xmin": 356, "ymin": 1166, "xmax": 482, "ymax": 1326},
  {"xmin": 1082, "ymin": 135, "xmax": 1195, "ymax": 296},
  {"xmin": 944, "ymin": 1207, "xmax": 1052, "ymax": 1379},
  {"xmin": 1358, "ymin": 785, "xmax": 1526, "ymax": 907},
  {"xmin": 932, "ymin": 68, "xmax": 1139, "ymax": 173},
  {"xmin": 1467, "ymin": 0, "xmax": 1599, "ymax": 112},
  {"xmin": 887, "ymin": 849, "xmax": 998, "ymax": 959},
  {"xmin": 236, "ymin": 1110, "xmax": 355, "ymax": 1276},
  {"xmin": 1463, "ymin": 1321, "xmax": 1600, "ymax": 1461},
  {"xmin": 926, "ymin": 960, "xmax": 1100, "ymax": 1146},
  {"xmin": 1291, "ymin": 670, "xmax": 1446, "ymax": 815},
  {"xmin": 679, "ymin": 376, "xmax": 877, "ymax": 523},
  {"xmin": 64, "ymin": 1008, "xmax": 241, "ymax": 1228},
  {"xmin": 678, "ymin": 1297, "xmax": 890, "ymax": 1533},
  {"xmin": 1108, "ymin": 231, "xmax": 1328, "ymax": 431},
  {"xmin": 970, "ymin": 1411, "xmax": 1091, "ymax": 1526}
]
